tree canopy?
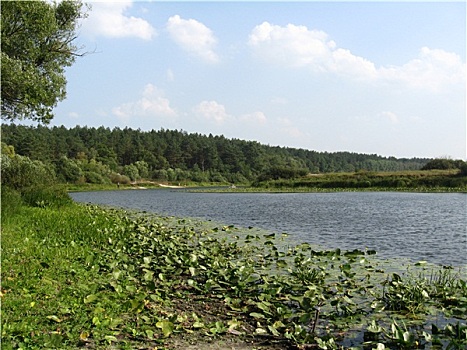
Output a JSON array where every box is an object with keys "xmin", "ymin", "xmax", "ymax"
[
  {"xmin": 2, "ymin": 124, "xmax": 433, "ymax": 185},
  {"xmin": 1, "ymin": 0, "xmax": 87, "ymax": 123}
]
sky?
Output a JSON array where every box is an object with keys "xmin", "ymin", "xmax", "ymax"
[{"xmin": 46, "ymin": 0, "xmax": 466, "ymax": 159}]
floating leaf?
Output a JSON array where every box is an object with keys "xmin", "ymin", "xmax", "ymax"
[
  {"xmin": 276, "ymin": 260, "xmax": 288, "ymax": 268},
  {"xmin": 112, "ymin": 270, "xmax": 121, "ymax": 280},
  {"xmin": 156, "ymin": 320, "xmax": 174, "ymax": 337},
  {"xmin": 145, "ymin": 329, "xmax": 154, "ymax": 339},
  {"xmin": 47, "ymin": 315, "xmax": 62, "ymax": 323},
  {"xmin": 104, "ymin": 335, "xmax": 118, "ymax": 343},
  {"xmin": 126, "ymin": 285, "xmax": 137, "ymax": 293},
  {"xmin": 84, "ymin": 294, "xmax": 98, "ymax": 304},
  {"xmin": 267, "ymin": 325, "xmax": 280, "ymax": 336},
  {"xmin": 193, "ymin": 321, "xmax": 205, "ymax": 329},
  {"xmin": 143, "ymin": 269, "xmax": 154, "ymax": 281}
]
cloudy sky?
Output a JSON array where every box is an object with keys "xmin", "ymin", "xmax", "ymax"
[{"xmin": 49, "ymin": 1, "xmax": 466, "ymax": 159}]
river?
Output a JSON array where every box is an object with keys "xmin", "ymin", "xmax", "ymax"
[{"xmin": 70, "ymin": 190, "xmax": 466, "ymax": 267}]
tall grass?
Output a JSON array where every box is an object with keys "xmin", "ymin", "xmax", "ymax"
[
  {"xmin": 20, "ymin": 185, "xmax": 73, "ymax": 208},
  {"xmin": 1, "ymin": 185, "xmax": 23, "ymax": 219}
]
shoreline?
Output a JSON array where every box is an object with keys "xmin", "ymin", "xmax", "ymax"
[{"xmin": 2, "ymin": 200, "xmax": 466, "ymax": 349}]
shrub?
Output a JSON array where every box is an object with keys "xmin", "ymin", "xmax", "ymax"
[
  {"xmin": 54, "ymin": 156, "xmax": 83, "ymax": 182},
  {"xmin": 1, "ymin": 153, "xmax": 56, "ymax": 190},
  {"xmin": 422, "ymin": 159, "xmax": 459, "ymax": 170},
  {"xmin": 109, "ymin": 172, "xmax": 131, "ymax": 184},
  {"xmin": 84, "ymin": 171, "xmax": 109, "ymax": 184}
]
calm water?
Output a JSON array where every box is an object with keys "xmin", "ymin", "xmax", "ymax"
[{"xmin": 70, "ymin": 190, "xmax": 466, "ymax": 267}]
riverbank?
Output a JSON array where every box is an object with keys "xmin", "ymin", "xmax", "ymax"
[
  {"xmin": 251, "ymin": 169, "xmax": 467, "ymax": 193},
  {"xmin": 63, "ymin": 169, "xmax": 467, "ymax": 194},
  {"xmin": 2, "ymin": 192, "xmax": 466, "ymax": 349}
]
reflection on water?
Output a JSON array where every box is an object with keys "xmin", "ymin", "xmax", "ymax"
[{"xmin": 70, "ymin": 190, "xmax": 466, "ymax": 267}]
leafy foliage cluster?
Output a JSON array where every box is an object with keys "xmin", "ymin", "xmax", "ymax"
[
  {"xmin": 1, "ymin": 1, "xmax": 87, "ymax": 123},
  {"xmin": 422, "ymin": 158, "xmax": 467, "ymax": 175},
  {"xmin": 2, "ymin": 198, "xmax": 466, "ymax": 349},
  {"xmin": 2, "ymin": 124, "xmax": 431, "ymax": 185},
  {"xmin": 254, "ymin": 169, "xmax": 467, "ymax": 191}
]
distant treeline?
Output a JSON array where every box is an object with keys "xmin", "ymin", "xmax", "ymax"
[{"xmin": 2, "ymin": 124, "xmax": 431, "ymax": 185}]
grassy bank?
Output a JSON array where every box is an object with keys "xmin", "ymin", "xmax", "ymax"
[
  {"xmin": 1, "ymin": 190, "xmax": 466, "ymax": 349},
  {"xmin": 252, "ymin": 170, "xmax": 467, "ymax": 193},
  {"xmin": 63, "ymin": 169, "xmax": 467, "ymax": 193}
]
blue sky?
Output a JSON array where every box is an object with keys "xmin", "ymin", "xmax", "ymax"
[{"xmin": 49, "ymin": 1, "xmax": 466, "ymax": 159}]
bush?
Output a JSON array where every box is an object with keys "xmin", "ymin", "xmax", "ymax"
[
  {"xmin": 54, "ymin": 156, "xmax": 83, "ymax": 183},
  {"xmin": 210, "ymin": 172, "xmax": 227, "ymax": 183},
  {"xmin": 109, "ymin": 172, "xmax": 131, "ymax": 185},
  {"xmin": 84, "ymin": 171, "xmax": 109, "ymax": 184},
  {"xmin": 21, "ymin": 186, "xmax": 73, "ymax": 208},
  {"xmin": 422, "ymin": 159, "xmax": 459, "ymax": 170},
  {"xmin": 1, "ymin": 153, "xmax": 56, "ymax": 190}
]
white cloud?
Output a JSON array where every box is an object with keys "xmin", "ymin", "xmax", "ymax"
[
  {"xmin": 248, "ymin": 22, "xmax": 465, "ymax": 91},
  {"xmin": 166, "ymin": 15, "xmax": 219, "ymax": 63},
  {"xmin": 112, "ymin": 84, "xmax": 176, "ymax": 121},
  {"xmin": 193, "ymin": 101, "xmax": 229, "ymax": 123},
  {"xmin": 379, "ymin": 47, "xmax": 466, "ymax": 91},
  {"xmin": 248, "ymin": 22, "xmax": 332, "ymax": 70},
  {"xmin": 83, "ymin": 1, "xmax": 156, "ymax": 40}
]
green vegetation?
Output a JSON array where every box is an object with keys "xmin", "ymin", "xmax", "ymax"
[
  {"xmin": 3, "ymin": 125, "xmax": 466, "ymax": 192},
  {"xmin": 1, "ymin": 187, "xmax": 466, "ymax": 349},
  {"xmin": 1, "ymin": 1, "xmax": 88, "ymax": 123},
  {"xmin": 253, "ymin": 170, "xmax": 467, "ymax": 192},
  {"xmin": 2, "ymin": 124, "xmax": 437, "ymax": 187},
  {"xmin": 2, "ymin": 3, "xmax": 465, "ymax": 347}
]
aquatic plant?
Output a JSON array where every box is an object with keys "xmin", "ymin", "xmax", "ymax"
[{"xmin": 1, "ymin": 202, "xmax": 466, "ymax": 349}]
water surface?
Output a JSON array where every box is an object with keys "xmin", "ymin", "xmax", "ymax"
[{"xmin": 70, "ymin": 190, "xmax": 466, "ymax": 267}]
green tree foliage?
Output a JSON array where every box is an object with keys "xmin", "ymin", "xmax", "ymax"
[
  {"xmin": 2, "ymin": 124, "xmax": 434, "ymax": 185},
  {"xmin": 421, "ymin": 158, "xmax": 466, "ymax": 171},
  {"xmin": 54, "ymin": 155, "xmax": 82, "ymax": 183},
  {"xmin": 123, "ymin": 164, "xmax": 139, "ymax": 182},
  {"xmin": 1, "ymin": 0, "xmax": 87, "ymax": 123},
  {"xmin": 1, "ymin": 142, "xmax": 56, "ymax": 190}
]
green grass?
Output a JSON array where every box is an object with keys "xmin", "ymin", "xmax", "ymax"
[
  {"xmin": 252, "ymin": 169, "xmax": 467, "ymax": 192},
  {"xmin": 1, "ymin": 192, "xmax": 466, "ymax": 349}
]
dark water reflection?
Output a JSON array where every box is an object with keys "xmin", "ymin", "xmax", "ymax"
[{"xmin": 70, "ymin": 190, "xmax": 466, "ymax": 267}]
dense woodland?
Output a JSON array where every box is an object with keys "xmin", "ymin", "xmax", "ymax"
[{"xmin": 1, "ymin": 123, "xmax": 434, "ymax": 186}]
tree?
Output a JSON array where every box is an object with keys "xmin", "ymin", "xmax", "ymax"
[
  {"xmin": 1, "ymin": 0, "xmax": 88, "ymax": 123},
  {"xmin": 54, "ymin": 155, "xmax": 82, "ymax": 183},
  {"xmin": 421, "ymin": 158, "xmax": 458, "ymax": 170},
  {"xmin": 1, "ymin": 150, "xmax": 56, "ymax": 190}
]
